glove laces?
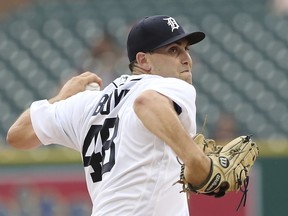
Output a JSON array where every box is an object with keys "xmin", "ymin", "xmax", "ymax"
[
  {"xmin": 236, "ymin": 135, "xmax": 252, "ymax": 211},
  {"xmin": 236, "ymin": 169, "xmax": 249, "ymax": 211}
]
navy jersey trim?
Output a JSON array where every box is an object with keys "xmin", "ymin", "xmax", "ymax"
[{"xmin": 173, "ymin": 101, "xmax": 182, "ymax": 115}]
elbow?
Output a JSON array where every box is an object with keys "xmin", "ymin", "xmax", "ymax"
[
  {"xmin": 133, "ymin": 90, "xmax": 155, "ymax": 116},
  {"xmin": 6, "ymin": 127, "xmax": 18, "ymax": 148},
  {"xmin": 6, "ymin": 126, "xmax": 38, "ymax": 150},
  {"xmin": 133, "ymin": 90, "xmax": 172, "ymax": 118},
  {"xmin": 133, "ymin": 94, "xmax": 146, "ymax": 114}
]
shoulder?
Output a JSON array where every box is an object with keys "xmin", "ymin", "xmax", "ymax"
[
  {"xmin": 146, "ymin": 77, "xmax": 196, "ymax": 98},
  {"xmin": 140, "ymin": 77, "xmax": 196, "ymax": 112},
  {"xmin": 64, "ymin": 89, "xmax": 101, "ymax": 104},
  {"xmin": 51, "ymin": 90, "xmax": 103, "ymax": 119}
]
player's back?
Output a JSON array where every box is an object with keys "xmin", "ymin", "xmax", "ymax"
[{"xmin": 82, "ymin": 74, "xmax": 190, "ymax": 216}]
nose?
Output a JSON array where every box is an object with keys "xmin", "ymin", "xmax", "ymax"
[{"xmin": 181, "ymin": 51, "xmax": 192, "ymax": 65}]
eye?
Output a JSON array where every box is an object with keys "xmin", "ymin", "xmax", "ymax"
[{"xmin": 168, "ymin": 46, "xmax": 179, "ymax": 54}]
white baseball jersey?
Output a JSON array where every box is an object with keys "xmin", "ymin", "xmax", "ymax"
[{"xmin": 30, "ymin": 74, "xmax": 197, "ymax": 216}]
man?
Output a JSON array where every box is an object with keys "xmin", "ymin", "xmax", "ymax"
[{"xmin": 7, "ymin": 15, "xmax": 212, "ymax": 215}]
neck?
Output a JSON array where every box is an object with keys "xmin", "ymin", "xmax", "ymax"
[{"xmin": 132, "ymin": 66, "xmax": 150, "ymax": 75}]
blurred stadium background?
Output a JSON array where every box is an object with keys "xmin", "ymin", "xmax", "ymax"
[{"xmin": 0, "ymin": 0, "xmax": 287, "ymax": 215}]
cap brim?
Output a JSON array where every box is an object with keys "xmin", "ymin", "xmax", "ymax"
[{"xmin": 152, "ymin": 31, "xmax": 205, "ymax": 51}]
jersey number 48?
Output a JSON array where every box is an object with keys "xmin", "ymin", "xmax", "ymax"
[{"xmin": 82, "ymin": 117, "xmax": 119, "ymax": 183}]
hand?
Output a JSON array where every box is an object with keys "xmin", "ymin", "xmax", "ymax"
[{"xmin": 49, "ymin": 71, "xmax": 102, "ymax": 103}]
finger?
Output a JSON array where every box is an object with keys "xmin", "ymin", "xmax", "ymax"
[
  {"xmin": 79, "ymin": 71, "xmax": 95, "ymax": 77},
  {"xmin": 79, "ymin": 71, "xmax": 103, "ymax": 87},
  {"xmin": 87, "ymin": 74, "xmax": 103, "ymax": 87}
]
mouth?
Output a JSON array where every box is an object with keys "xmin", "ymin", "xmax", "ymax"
[{"xmin": 181, "ymin": 70, "xmax": 191, "ymax": 73}]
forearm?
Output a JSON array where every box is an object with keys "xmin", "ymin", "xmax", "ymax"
[
  {"xmin": 133, "ymin": 90, "xmax": 210, "ymax": 186},
  {"xmin": 6, "ymin": 109, "xmax": 41, "ymax": 149}
]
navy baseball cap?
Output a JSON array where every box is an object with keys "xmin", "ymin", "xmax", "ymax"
[{"xmin": 127, "ymin": 15, "xmax": 205, "ymax": 62}]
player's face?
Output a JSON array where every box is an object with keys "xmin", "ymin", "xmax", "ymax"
[{"xmin": 147, "ymin": 39, "xmax": 193, "ymax": 84}]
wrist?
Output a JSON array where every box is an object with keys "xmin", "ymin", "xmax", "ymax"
[
  {"xmin": 186, "ymin": 157, "xmax": 213, "ymax": 191},
  {"xmin": 184, "ymin": 154, "xmax": 211, "ymax": 186}
]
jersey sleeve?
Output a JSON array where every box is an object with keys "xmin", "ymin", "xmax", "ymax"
[
  {"xmin": 147, "ymin": 78, "xmax": 197, "ymax": 135},
  {"xmin": 30, "ymin": 91, "xmax": 101, "ymax": 151}
]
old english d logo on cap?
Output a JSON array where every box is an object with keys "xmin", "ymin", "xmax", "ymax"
[{"xmin": 163, "ymin": 17, "xmax": 180, "ymax": 32}]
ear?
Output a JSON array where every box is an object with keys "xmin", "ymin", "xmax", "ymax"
[{"xmin": 135, "ymin": 52, "xmax": 151, "ymax": 72}]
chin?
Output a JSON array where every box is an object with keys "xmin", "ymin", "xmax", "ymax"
[
  {"xmin": 184, "ymin": 75, "xmax": 192, "ymax": 84},
  {"xmin": 181, "ymin": 78, "xmax": 192, "ymax": 84}
]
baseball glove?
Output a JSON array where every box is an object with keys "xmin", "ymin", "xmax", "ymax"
[
  {"xmin": 193, "ymin": 133, "xmax": 222, "ymax": 155},
  {"xmin": 176, "ymin": 134, "xmax": 259, "ymax": 210}
]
